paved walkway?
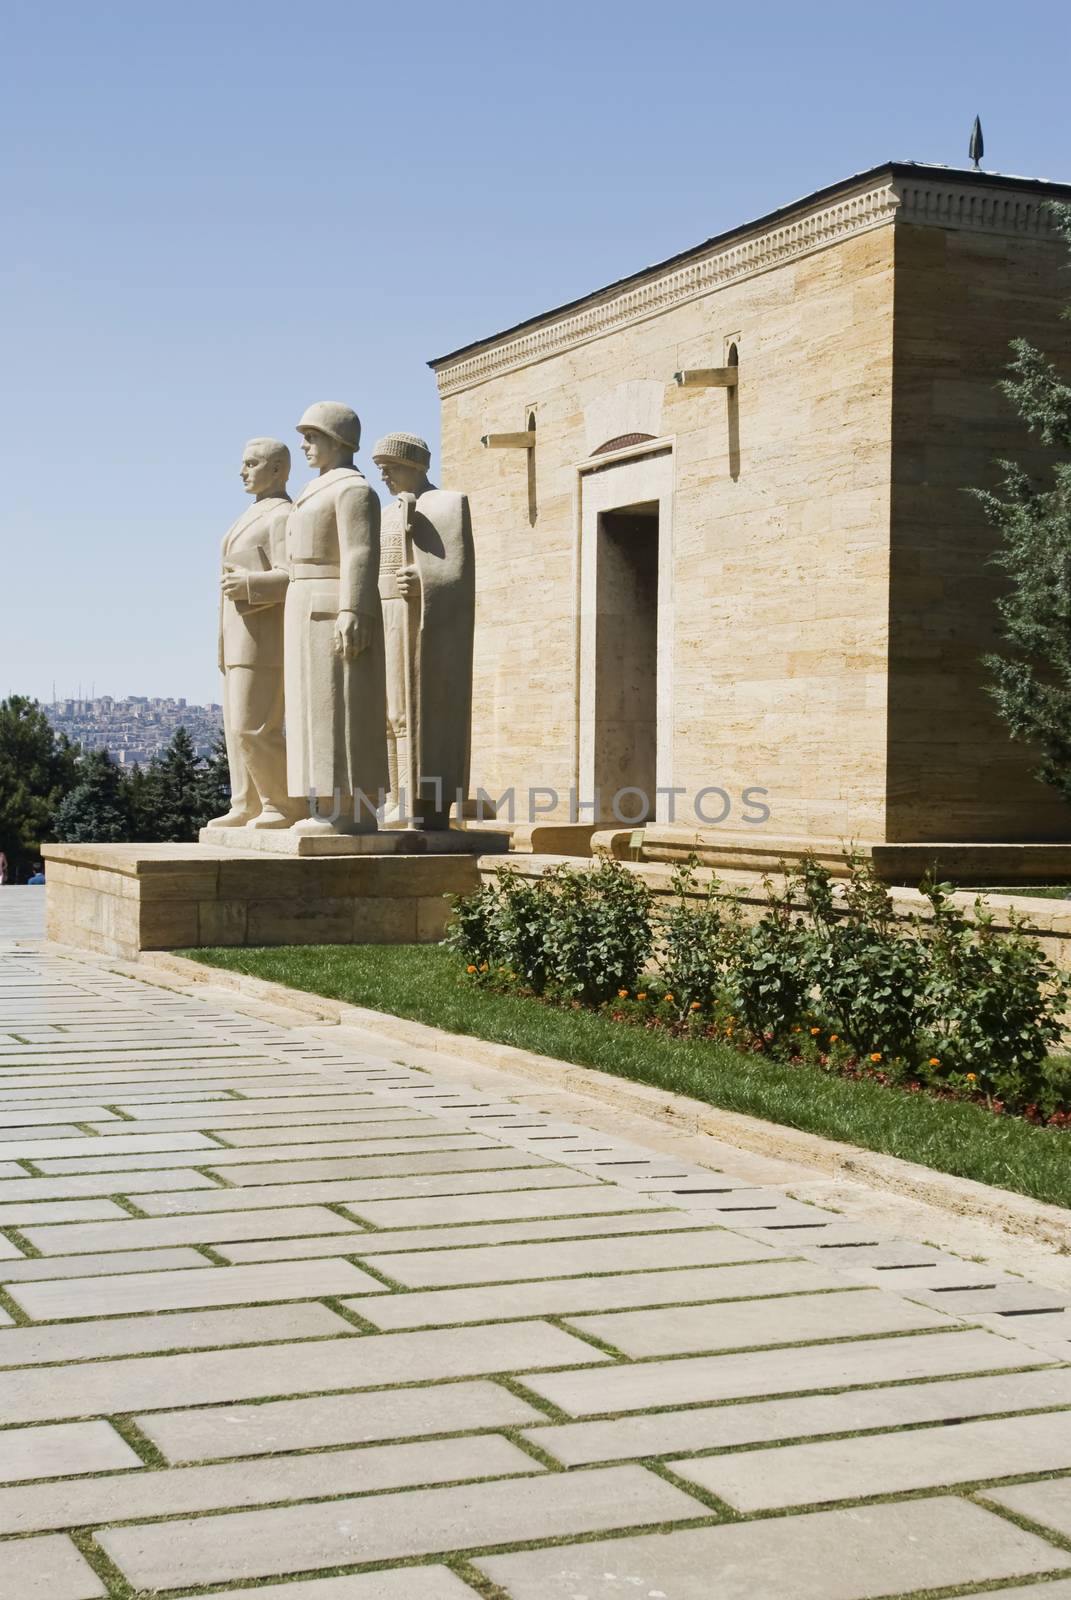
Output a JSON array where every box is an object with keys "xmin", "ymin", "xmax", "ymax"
[{"xmin": 3, "ymin": 897, "xmax": 1071, "ymax": 1597}]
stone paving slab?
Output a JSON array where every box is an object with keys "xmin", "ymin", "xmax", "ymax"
[
  {"xmin": 345, "ymin": 1259, "xmax": 856, "ymax": 1331},
  {"xmin": 0, "ymin": 1419, "xmax": 143, "ymax": 1482},
  {"xmin": 218, "ymin": 1210, "xmax": 732, "ymax": 1264},
  {"xmin": 214, "ymin": 1118, "xmax": 458, "ymax": 1144},
  {"xmin": 988, "ymin": 1478, "xmax": 1071, "ymax": 1540},
  {"xmin": 0, "ymin": 1532, "xmax": 106, "ymax": 1598},
  {"xmin": 369, "ymin": 1227, "xmax": 778, "ymax": 1287},
  {"xmin": 564, "ymin": 1287, "xmax": 954, "ymax": 1355},
  {"xmin": 0, "ymin": 1434, "xmax": 539, "ymax": 1536},
  {"xmin": 135, "ymin": 1378, "xmax": 544, "ymax": 1462},
  {"xmin": 94, "ymin": 1464, "xmax": 704, "ymax": 1590},
  {"xmin": 0, "ymin": 1169, "xmax": 221, "ymax": 1200},
  {"xmin": 7, "ymin": 1254, "xmax": 387, "ymax": 1320},
  {"xmin": 0, "ymin": 1302, "xmax": 353, "ymax": 1367},
  {"xmin": 0, "ymin": 1320, "xmax": 605, "ymax": 1422},
  {"xmin": 0, "ymin": 1129, "xmax": 218, "ymax": 1159},
  {"xmin": 673, "ymin": 1408, "xmax": 1071, "ymax": 1509},
  {"xmin": 1, "ymin": 1244, "xmax": 212, "ymax": 1281},
  {"xmin": 1, "ymin": 1106, "xmax": 121, "ymax": 1125},
  {"xmin": 133, "ymin": 1167, "xmax": 594, "ymax": 1214},
  {"xmin": 520, "ymin": 1328, "xmax": 1050, "ymax": 1414},
  {"xmin": 34, "ymin": 1133, "xmax": 498, "ymax": 1176},
  {"xmin": 195, "ymin": 1574, "xmax": 479, "ymax": 1599},
  {"xmin": 18, "ymin": 1203, "xmax": 371, "ymax": 1255},
  {"xmin": 343, "ymin": 1184, "xmax": 663, "ymax": 1228},
  {"xmin": 474, "ymin": 1498, "xmax": 1069, "ymax": 1599},
  {"xmin": 523, "ymin": 1365, "xmax": 1071, "ymax": 1464},
  {"xmin": 0, "ymin": 1199, "xmax": 134, "ymax": 1224}
]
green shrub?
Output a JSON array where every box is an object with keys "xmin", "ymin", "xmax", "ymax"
[
  {"xmin": 541, "ymin": 858, "xmax": 653, "ymax": 1004},
  {"xmin": 796, "ymin": 855, "xmax": 926, "ymax": 1063},
  {"xmin": 722, "ymin": 875, "xmax": 814, "ymax": 1042},
  {"xmin": 919, "ymin": 877, "xmax": 1071, "ymax": 1109},
  {"xmin": 659, "ymin": 861, "xmax": 742, "ymax": 1017}
]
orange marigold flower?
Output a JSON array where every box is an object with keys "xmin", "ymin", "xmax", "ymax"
[
  {"xmin": 466, "ymin": 964, "xmax": 477, "ymax": 974},
  {"xmin": 928, "ymin": 1057, "xmax": 940, "ymax": 1067},
  {"xmin": 618, "ymin": 989, "xmax": 629, "ymax": 999},
  {"xmin": 663, "ymin": 993, "xmax": 674, "ymax": 1004},
  {"xmin": 829, "ymin": 1034, "xmax": 839, "ymax": 1043},
  {"xmin": 690, "ymin": 1001, "xmax": 701, "ymax": 1011},
  {"xmin": 636, "ymin": 991, "xmax": 647, "ymax": 1000},
  {"xmin": 810, "ymin": 1026, "xmax": 821, "ymax": 1036},
  {"xmin": 792, "ymin": 1025, "xmax": 801, "ymax": 1033},
  {"xmin": 869, "ymin": 1052, "xmax": 882, "ymax": 1063},
  {"xmin": 966, "ymin": 1072, "xmax": 977, "ymax": 1082}
]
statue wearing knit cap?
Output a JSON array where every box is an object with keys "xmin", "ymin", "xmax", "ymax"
[
  {"xmin": 284, "ymin": 402, "xmax": 388, "ymax": 833},
  {"xmin": 371, "ymin": 432, "xmax": 474, "ymax": 829}
]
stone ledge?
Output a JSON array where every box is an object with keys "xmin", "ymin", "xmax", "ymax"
[{"xmin": 133, "ymin": 949, "xmax": 1071, "ymax": 1254}]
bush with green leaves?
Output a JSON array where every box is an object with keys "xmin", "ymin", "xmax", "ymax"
[
  {"xmin": 918, "ymin": 877, "xmax": 1071, "ymax": 1108},
  {"xmin": 658, "ymin": 861, "xmax": 742, "ymax": 1017},
  {"xmin": 721, "ymin": 874, "xmax": 814, "ymax": 1042},
  {"xmin": 540, "ymin": 858, "xmax": 653, "ymax": 1003},
  {"xmin": 794, "ymin": 854, "xmax": 926, "ymax": 1063}
]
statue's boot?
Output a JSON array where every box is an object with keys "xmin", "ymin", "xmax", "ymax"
[
  {"xmin": 206, "ymin": 806, "xmax": 257, "ymax": 828},
  {"xmin": 247, "ymin": 803, "xmax": 296, "ymax": 830}
]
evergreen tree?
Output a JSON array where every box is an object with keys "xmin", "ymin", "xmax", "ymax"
[
  {"xmin": 125, "ymin": 762, "xmax": 157, "ymax": 842},
  {"xmin": 198, "ymin": 727, "xmax": 231, "ymax": 822},
  {"xmin": 53, "ymin": 749, "xmax": 132, "ymax": 843},
  {"xmin": 145, "ymin": 727, "xmax": 206, "ymax": 842},
  {"xmin": 976, "ymin": 204, "xmax": 1071, "ymax": 802},
  {"xmin": 0, "ymin": 696, "xmax": 80, "ymax": 877}
]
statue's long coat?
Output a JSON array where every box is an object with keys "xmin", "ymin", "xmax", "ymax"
[
  {"xmin": 283, "ymin": 467, "xmax": 388, "ymax": 802},
  {"xmin": 408, "ymin": 488, "xmax": 475, "ymax": 808}
]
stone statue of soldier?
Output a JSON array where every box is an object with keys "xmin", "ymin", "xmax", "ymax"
[
  {"xmin": 284, "ymin": 402, "xmax": 388, "ymax": 835},
  {"xmin": 209, "ymin": 437, "xmax": 293, "ymax": 829},
  {"xmin": 371, "ymin": 432, "xmax": 475, "ymax": 830}
]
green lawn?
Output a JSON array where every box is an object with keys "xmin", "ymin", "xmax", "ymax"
[{"xmin": 186, "ymin": 943, "xmax": 1071, "ymax": 1212}]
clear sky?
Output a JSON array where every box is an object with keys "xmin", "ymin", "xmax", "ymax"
[{"xmin": 2, "ymin": 0, "xmax": 1069, "ymax": 706}]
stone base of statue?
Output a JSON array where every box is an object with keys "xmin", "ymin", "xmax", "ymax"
[
  {"xmin": 41, "ymin": 838, "xmax": 507, "ymax": 963},
  {"xmin": 198, "ymin": 825, "xmax": 509, "ymax": 857}
]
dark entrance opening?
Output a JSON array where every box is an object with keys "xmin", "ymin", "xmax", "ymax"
[{"xmin": 594, "ymin": 501, "xmax": 659, "ymax": 820}]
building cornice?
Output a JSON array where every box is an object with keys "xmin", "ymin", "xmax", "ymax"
[{"xmin": 432, "ymin": 165, "xmax": 1069, "ymax": 398}]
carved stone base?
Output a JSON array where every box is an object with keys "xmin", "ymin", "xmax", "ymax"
[
  {"xmin": 198, "ymin": 825, "xmax": 510, "ymax": 857},
  {"xmin": 42, "ymin": 842, "xmax": 502, "ymax": 961}
]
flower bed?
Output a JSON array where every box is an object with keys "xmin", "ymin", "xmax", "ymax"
[{"xmin": 448, "ymin": 854, "xmax": 1071, "ymax": 1126}]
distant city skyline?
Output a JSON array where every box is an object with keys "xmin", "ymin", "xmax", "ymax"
[{"xmin": 45, "ymin": 695, "xmax": 223, "ymax": 766}]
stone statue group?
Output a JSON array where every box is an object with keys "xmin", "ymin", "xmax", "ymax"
[{"xmin": 212, "ymin": 402, "xmax": 473, "ymax": 838}]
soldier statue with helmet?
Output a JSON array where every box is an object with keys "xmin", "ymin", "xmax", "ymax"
[{"xmin": 284, "ymin": 401, "xmax": 388, "ymax": 834}]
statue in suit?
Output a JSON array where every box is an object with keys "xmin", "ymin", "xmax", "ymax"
[{"xmin": 209, "ymin": 438, "xmax": 292, "ymax": 828}]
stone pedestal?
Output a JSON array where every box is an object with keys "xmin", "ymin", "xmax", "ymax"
[
  {"xmin": 42, "ymin": 842, "xmax": 497, "ymax": 962},
  {"xmin": 198, "ymin": 825, "xmax": 509, "ymax": 857}
]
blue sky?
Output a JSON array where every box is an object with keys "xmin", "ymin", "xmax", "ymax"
[{"xmin": 2, "ymin": 0, "xmax": 1069, "ymax": 705}]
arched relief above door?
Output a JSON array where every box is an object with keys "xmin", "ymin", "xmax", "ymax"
[{"xmin": 584, "ymin": 380, "xmax": 664, "ymax": 457}]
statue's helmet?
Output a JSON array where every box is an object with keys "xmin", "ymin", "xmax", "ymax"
[
  {"xmin": 372, "ymin": 431, "xmax": 432, "ymax": 472},
  {"xmin": 296, "ymin": 401, "xmax": 361, "ymax": 453}
]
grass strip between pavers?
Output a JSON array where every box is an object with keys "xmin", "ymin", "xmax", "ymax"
[{"xmin": 183, "ymin": 944, "xmax": 1071, "ymax": 1213}]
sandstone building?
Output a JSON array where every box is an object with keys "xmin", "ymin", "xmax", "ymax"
[{"xmin": 431, "ymin": 161, "xmax": 1071, "ymax": 866}]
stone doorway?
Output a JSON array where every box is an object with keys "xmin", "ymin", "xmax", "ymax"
[{"xmin": 578, "ymin": 446, "xmax": 674, "ymax": 824}]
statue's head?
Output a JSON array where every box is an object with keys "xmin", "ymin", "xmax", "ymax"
[
  {"xmin": 240, "ymin": 438, "xmax": 290, "ymax": 497},
  {"xmin": 296, "ymin": 401, "xmax": 361, "ymax": 471},
  {"xmin": 372, "ymin": 431, "xmax": 432, "ymax": 496}
]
